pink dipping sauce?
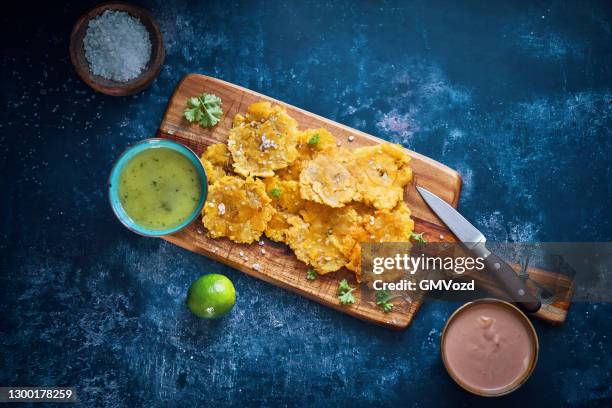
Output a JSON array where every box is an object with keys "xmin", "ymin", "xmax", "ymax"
[{"xmin": 442, "ymin": 301, "xmax": 537, "ymax": 395}]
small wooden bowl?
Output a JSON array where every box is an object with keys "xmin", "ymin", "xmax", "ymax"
[
  {"xmin": 69, "ymin": 2, "xmax": 165, "ymax": 96},
  {"xmin": 440, "ymin": 299, "xmax": 539, "ymax": 397}
]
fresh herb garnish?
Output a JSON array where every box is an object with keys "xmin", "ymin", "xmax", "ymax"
[
  {"xmin": 307, "ymin": 133, "xmax": 320, "ymax": 146},
  {"xmin": 270, "ymin": 187, "xmax": 282, "ymax": 198},
  {"xmin": 338, "ymin": 279, "xmax": 356, "ymax": 305},
  {"xmin": 306, "ymin": 268, "xmax": 317, "ymax": 281},
  {"xmin": 184, "ymin": 93, "xmax": 223, "ymax": 128},
  {"xmin": 375, "ymin": 290, "xmax": 393, "ymax": 313},
  {"xmin": 338, "ymin": 279, "xmax": 351, "ymax": 294},
  {"xmin": 410, "ymin": 231, "xmax": 427, "ymax": 244}
]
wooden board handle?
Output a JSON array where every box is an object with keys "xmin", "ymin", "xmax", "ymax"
[
  {"xmin": 414, "ymin": 217, "xmax": 575, "ymax": 325},
  {"xmin": 155, "ymin": 73, "xmax": 575, "ymax": 329}
]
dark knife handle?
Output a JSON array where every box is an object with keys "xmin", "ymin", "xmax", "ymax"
[{"xmin": 483, "ymin": 252, "xmax": 541, "ymax": 313}]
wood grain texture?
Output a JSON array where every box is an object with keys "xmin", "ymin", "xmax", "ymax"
[
  {"xmin": 69, "ymin": 2, "xmax": 165, "ymax": 96},
  {"xmin": 157, "ymin": 74, "xmax": 462, "ymax": 329},
  {"xmin": 157, "ymin": 74, "xmax": 573, "ymax": 329}
]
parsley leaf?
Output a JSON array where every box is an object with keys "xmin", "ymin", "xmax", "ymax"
[
  {"xmin": 375, "ymin": 290, "xmax": 393, "ymax": 313},
  {"xmin": 184, "ymin": 93, "xmax": 223, "ymax": 128},
  {"xmin": 184, "ymin": 97, "xmax": 201, "ymax": 122},
  {"xmin": 306, "ymin": 268, "xmax": 317, "ymax": 281},
  {"xmin": 410, "ymin": 231, "xmax": 427, "ymax": 244},
  {"xmin": 339, "ymin": 290, "xmax": 356, "ymax": 305},
  {"xmin": 270, "ymin": 187, "xmax": 282, "ymax": 198},
  {"xmin": 307, "ymin": 133, "xmax": 320, "ymax": 146},
  {"xmin": 338, "ymin": 279, "xmax": 356, "ymax": 305},
  {"xmin": 338, "ymin": 279, "xmax": 351, "ymax": 294}
]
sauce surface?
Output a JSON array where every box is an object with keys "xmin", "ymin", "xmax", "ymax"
[
  {"xmin": 443, "ymin": 303, "xmax": 535, "ymax": 393},
  {"xmin": 118, "ymin": 147, "xmax": 202, "ymax": 230}
]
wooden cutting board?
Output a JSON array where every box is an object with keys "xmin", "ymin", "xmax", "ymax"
[{"xmin": 157, "ymin": 74, "xmax": 573, "ymax": 329}]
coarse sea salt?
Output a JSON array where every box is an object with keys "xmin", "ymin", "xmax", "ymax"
[{"xmin": 83, "ymin": 10, "xmax": 152, "ymax": 82}]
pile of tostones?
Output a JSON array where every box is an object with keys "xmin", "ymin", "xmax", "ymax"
[{"xmin": 201, "ymin": 101, "xmax": 415, "ymax": 281}]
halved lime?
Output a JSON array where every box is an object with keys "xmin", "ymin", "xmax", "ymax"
[{"xmin": 187, "ymin": 274, "xmax": 236, "ymax": 319}]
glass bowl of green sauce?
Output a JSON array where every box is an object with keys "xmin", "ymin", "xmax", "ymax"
[{"xmin": 108, "ymin": 138, "xmax": 207, "ymax": 236}]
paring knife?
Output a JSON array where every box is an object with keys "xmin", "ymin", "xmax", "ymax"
[{"xmin": 416, "ymin": 186, "xmax": 541, "ymax": 313}]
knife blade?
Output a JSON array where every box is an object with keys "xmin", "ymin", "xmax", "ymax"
[{"xmin": 416, "ymin": 186, "xmax": 541, "ymax": 313}]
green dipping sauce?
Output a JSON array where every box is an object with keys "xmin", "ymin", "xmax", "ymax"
[{"xmin": 118, "ymin": 147, "xmax": 202, "ymax": 230}]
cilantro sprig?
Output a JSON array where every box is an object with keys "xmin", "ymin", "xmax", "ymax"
[
  {"xmin": 270, "ymin": 187, "xmax": 282, "ymax": 199},
  {"xmin": 184, "ymin": 93, "xmax": 223, "ymax": 128},
  {"xmin": 375, "ymin": 290, "xmax": 393, "ymax": 313},
  {"xmin": 306, "ymin": 268, "xmax": 317, "ymax": 281},
  {"xmin": 307, "ymin": 133, "xmax": 320, "ymax": 146},
  {"xmin": 410, "ymin": 231, "xmax": 427, "ymax": 244},
  {"xmin": 338, "ymin": 279, "xmax": 356, "ymax": 305}
]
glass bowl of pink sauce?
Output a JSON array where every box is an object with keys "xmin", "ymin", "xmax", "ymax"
[{"xmin": 441, "ymin": 299, "xmax": 539, "ymax": 397}]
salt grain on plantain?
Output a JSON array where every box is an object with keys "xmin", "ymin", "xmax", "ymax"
[{"xmin": 217, "ymin": 203, "xmax": 226, "ymax": 215}]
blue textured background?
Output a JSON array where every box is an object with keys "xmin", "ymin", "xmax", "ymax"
[{"xmin": 1, "ymin": 0, "xmax": 611, "ymax": 406}]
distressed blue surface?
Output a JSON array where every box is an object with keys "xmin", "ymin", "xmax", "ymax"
[{"xmin": 1, "ymin": 0, "xmax": 611, "ymax": 406}]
